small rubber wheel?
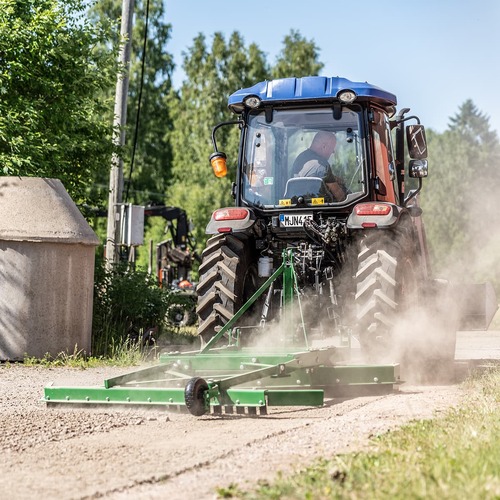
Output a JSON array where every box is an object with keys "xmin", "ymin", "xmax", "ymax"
[{"xmin": 184, "ymin": 377, "xmax": 209, "ymax": 416}]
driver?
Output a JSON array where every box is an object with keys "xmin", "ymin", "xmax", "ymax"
[{"xmin": 292, "ymin": 131, "xmax": 347, "ymax": 201}]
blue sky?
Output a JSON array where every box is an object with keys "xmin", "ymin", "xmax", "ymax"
[{"xmin": 164, "ymin": 0, "xmax": 500, "ymax": 134}]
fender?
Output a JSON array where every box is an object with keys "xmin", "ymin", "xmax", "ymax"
[
  {"xmin": 205, "ymin": 207, "xmax": 256, "ymax": 234},
  {"xmin": 347, "ymin": 202, "xmax": 406, "ymax": 229}
]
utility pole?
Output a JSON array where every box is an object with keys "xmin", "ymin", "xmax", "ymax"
[{"xmin": 105, "ymin": 0, "xmax": 135, "ymax": 266}]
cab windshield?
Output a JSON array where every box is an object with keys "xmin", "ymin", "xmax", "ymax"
[{"xmin": 241, "ymin": 107, "xmax": 366, "ymax": 208}]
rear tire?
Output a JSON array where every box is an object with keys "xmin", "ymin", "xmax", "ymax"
[
  {"xmin": 196, "ymin": 233, "xmax": 258, "ymax": 344},
  {"xmin": 355, "ymin": 230, "xmax": 419, "ymax": 362}
]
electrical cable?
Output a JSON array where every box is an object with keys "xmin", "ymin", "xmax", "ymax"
[{"xmin": 124, "ymin": 0, "xmax": 150, "ymax": 202}]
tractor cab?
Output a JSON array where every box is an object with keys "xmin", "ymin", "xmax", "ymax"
[
  {"xmin": 209, "ymin": 76, "xmax": 428, "ymax": 219},
  {"xmin": 240, "ymin": 106, "xmax": 367, "ymax": 209}
]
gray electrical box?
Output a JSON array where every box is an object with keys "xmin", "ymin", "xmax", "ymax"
[{"xmin": 119, "ymin": 204, "xmax": 144, "ymax": 246}]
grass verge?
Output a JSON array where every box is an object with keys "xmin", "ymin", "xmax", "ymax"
[
  {"xmin": 19, "ymin": 326, "xmax": 197, "ymax": 369},
  {"xmin": 218, "ymin": 366, "xmax": 500, "ymax": 499}
]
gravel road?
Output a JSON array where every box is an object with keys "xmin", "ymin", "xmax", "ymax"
[{"xmin": 1, "ymin": 331, "xmax": 499, "ymax": 500}]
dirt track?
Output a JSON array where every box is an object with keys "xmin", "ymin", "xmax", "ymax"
[{"xmin": 1, "ymin": 331, "xmax": 499, "ymax": 500}]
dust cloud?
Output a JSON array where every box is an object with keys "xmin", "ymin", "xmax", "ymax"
[{"xmin": 389, "ymin": 157, "xmax": 500, "ymax": 384}]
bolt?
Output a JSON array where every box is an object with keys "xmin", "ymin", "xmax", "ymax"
[
  {"xmin": 374, "ymin": 377, "xmax": 379, "ymax": 383},
  {"xmin": 258, "ymin": 400, "xmax": 264, "ymax": 405},
  {"xmin": 336, "ymin": 378, "xmax": 340, "ymax": 384},
  {"xmin": 236, "ymin": 400, "xmax": 240, "ymax": 404},
  {"xmin": 296, "ymin": 380, "xmax": 301, "ymax": 385},
  {"xmin": 65, "ymin": 396, "xmax": 70, "ymax": 401},
  {"xmin": 85, "ymin": 396, "xmax": 90, "ymax": 401},
  {"xmin": 106, "ymin": 397, "xmax": 110, "ymax": 402},
  {"xmin": 147, "ymin": 397, "xmax": 152, "ymax": 403},
  {"xmin": 126, "ymin": 397, "xmax": 130, "ymax": 402},
  {"xmin": 252, "ymin": 357, "xmax": 257, "ymax": 363},
  {"xmin": 240, "ymin": 364, "xmax": 244, "ymax": 370},
  {"xmin": 169, "ymin": 398, "xmax": 174, "ymax": 403}
]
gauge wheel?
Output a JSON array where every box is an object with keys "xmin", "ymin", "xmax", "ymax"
[{"xmin": 184, "ymin": 377, "xmax": 209, "ymax": 416}]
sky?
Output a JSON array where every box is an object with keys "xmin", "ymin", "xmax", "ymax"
[{"xmin": 164, "ymin": 0, "xmax": 500, "ymax": 134}]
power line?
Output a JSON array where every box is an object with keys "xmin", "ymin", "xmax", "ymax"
[{"xmin": 124, "ymin": 0, "xmax": 151, "ymax": 203}]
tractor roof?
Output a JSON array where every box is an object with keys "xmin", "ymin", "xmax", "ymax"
[{"xmin": 228, "ymin": 76, "xmax": 397, "ymax": 113}]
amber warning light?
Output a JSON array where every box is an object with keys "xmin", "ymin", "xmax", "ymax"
[{"xmin": 210, "ymin": 152, "xmax": 227, "ymax": 178}]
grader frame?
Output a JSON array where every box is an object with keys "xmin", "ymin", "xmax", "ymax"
[{"xmin": 43, "ymin": 250, "xmax": 400, "ymax": 416}]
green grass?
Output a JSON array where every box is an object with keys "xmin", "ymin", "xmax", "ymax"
[
  {"xmin": 20, "ymin": 326, "xmax": 197, "ymax": 369},
  {"xmin": 22, "ymin": 341, "xmax": 146, "ymax": 368},
  {"xmin": 218, "ymin": 367, "xmax": 500, "ymax": 500}
]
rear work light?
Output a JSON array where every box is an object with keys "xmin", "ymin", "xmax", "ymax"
[
  {"xmin": 354, "ymin": 203, "xmax": 392, "ymax": 216},
  {"xmin": 214, "ymin": 208, "xmax": 249, "ymax": 221}
]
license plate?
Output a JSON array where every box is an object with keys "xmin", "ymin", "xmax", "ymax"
[{"xmin": 279, "ymin": 213, "xmax": 313, "ymax": 227}]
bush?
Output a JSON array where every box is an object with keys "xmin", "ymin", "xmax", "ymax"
[{"xmin": 92, "ymin": 257, "xmax": 171, "ymax": 357}]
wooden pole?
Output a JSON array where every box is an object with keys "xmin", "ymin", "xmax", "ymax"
[{"xmin": 105, "ymin": 0, "xmax": 135, "ymax": 266}]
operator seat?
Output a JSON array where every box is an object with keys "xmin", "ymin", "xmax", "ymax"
[{"xmin": 284, "ymin": 177, "xmax": 333, "ymax": 202}]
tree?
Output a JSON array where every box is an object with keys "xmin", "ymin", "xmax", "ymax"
[
  {"xmin": 165, "ymin": 30, "xmax": 325, "ymax": 252},
  {"xmin": 272, "ymin": 29, "xmax": 324, "ymax": 79},
  {"xmin": 421, "ymin": 101, "xmax": 500, "ymax": 288},
  {"xmin": 0, "ymin": 0, "xmax": 117, "ymax": 205},
  {"xmin": 448, "ymin": 99, "xmax": 498, "ymax": 150},
  {"xmin": 89, "ymin": 0, "xmax": 175, "ymax": 206},
  {"xmin": 165, "ymin": 32, "xmax": 269, "ymax": 247}
]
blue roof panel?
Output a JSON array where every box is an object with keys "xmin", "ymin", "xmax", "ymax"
[{"xmin": 228, "ymin": 76, "xmax": 397, "ymax": 110}]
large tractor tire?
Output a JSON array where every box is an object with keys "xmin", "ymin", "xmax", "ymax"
[
  {"xmin": 196, "ymin": 233, "xmax": 258, "ymax": 345},
  {"xmin": 354, "ymin": 230, "xmax": 419, "ymax": 363}
]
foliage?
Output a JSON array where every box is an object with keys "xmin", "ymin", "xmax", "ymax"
[
  {"xmin": 89, "ymin": 0, "xmax": 175, "ymax": 206},
  {"xmin": 92, "ymin": 255, "xmax": 171, "ymax": 356},
  {"xmin": 165, "ymin": 32, "xmax": 270, "ymax": 247},
  {"xmin": 166, "ymin": 30, "xmax": 324, "ymax": 250},
  {"xmin": 421, "ymin": 100, "xmax": 500, "ymax": 288},
  {"xmin": 218, "ymin": 367, "xmax": 500, "ymax": 499},
  {"xmin": 0, "ymin": 0, "xmax": 117, "ymax": 205},
  {"xmin": 271, "ymin": 29, "xmax": 324, "ymax": 79}
]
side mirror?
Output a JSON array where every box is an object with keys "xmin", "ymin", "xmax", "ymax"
[
  {"xmin": 409, "ymin": 159, "xmax": 428, "ymax": 178},
  {"xmin": 406, "ymin": 124, "xmax": 427, "ymax": 159}
]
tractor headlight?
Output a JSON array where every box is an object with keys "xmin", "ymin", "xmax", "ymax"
[
  {"xmin": 337, "ymin": 90, "xmax": 357, "ymax": 104},
  {"xmin": 244, "ymin": 96, "xmax": 261, "ymax": 109}
]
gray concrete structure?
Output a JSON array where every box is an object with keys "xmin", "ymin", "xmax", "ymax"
[{"xmin": 0, "ymin": 177, "xmax": 100, "ymax": 360}]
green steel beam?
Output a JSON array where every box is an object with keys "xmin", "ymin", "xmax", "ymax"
[{"xmin": 43, "ymin": 385, "xmax": 323, "ymax": 408}]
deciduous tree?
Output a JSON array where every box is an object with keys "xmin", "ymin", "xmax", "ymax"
[{"xmin": 0, "ymin": 0, "xmax": 117, "ymax": 205}]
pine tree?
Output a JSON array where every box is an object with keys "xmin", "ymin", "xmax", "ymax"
[
  {"xmin": 165, "ymin": 32, "xmax": 269, "ymax": 247},
  {"xmin": 272, "ymin": 29, "xmax": 324, "ymax": 79},
  {"xmin": 422, "ymin": 101, "xmax": 500, "ymax": 289}
]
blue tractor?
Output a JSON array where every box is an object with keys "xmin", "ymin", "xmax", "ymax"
[{"xmin": 196, "ymin": 76, "xmax": 496, "ymax": 368}]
